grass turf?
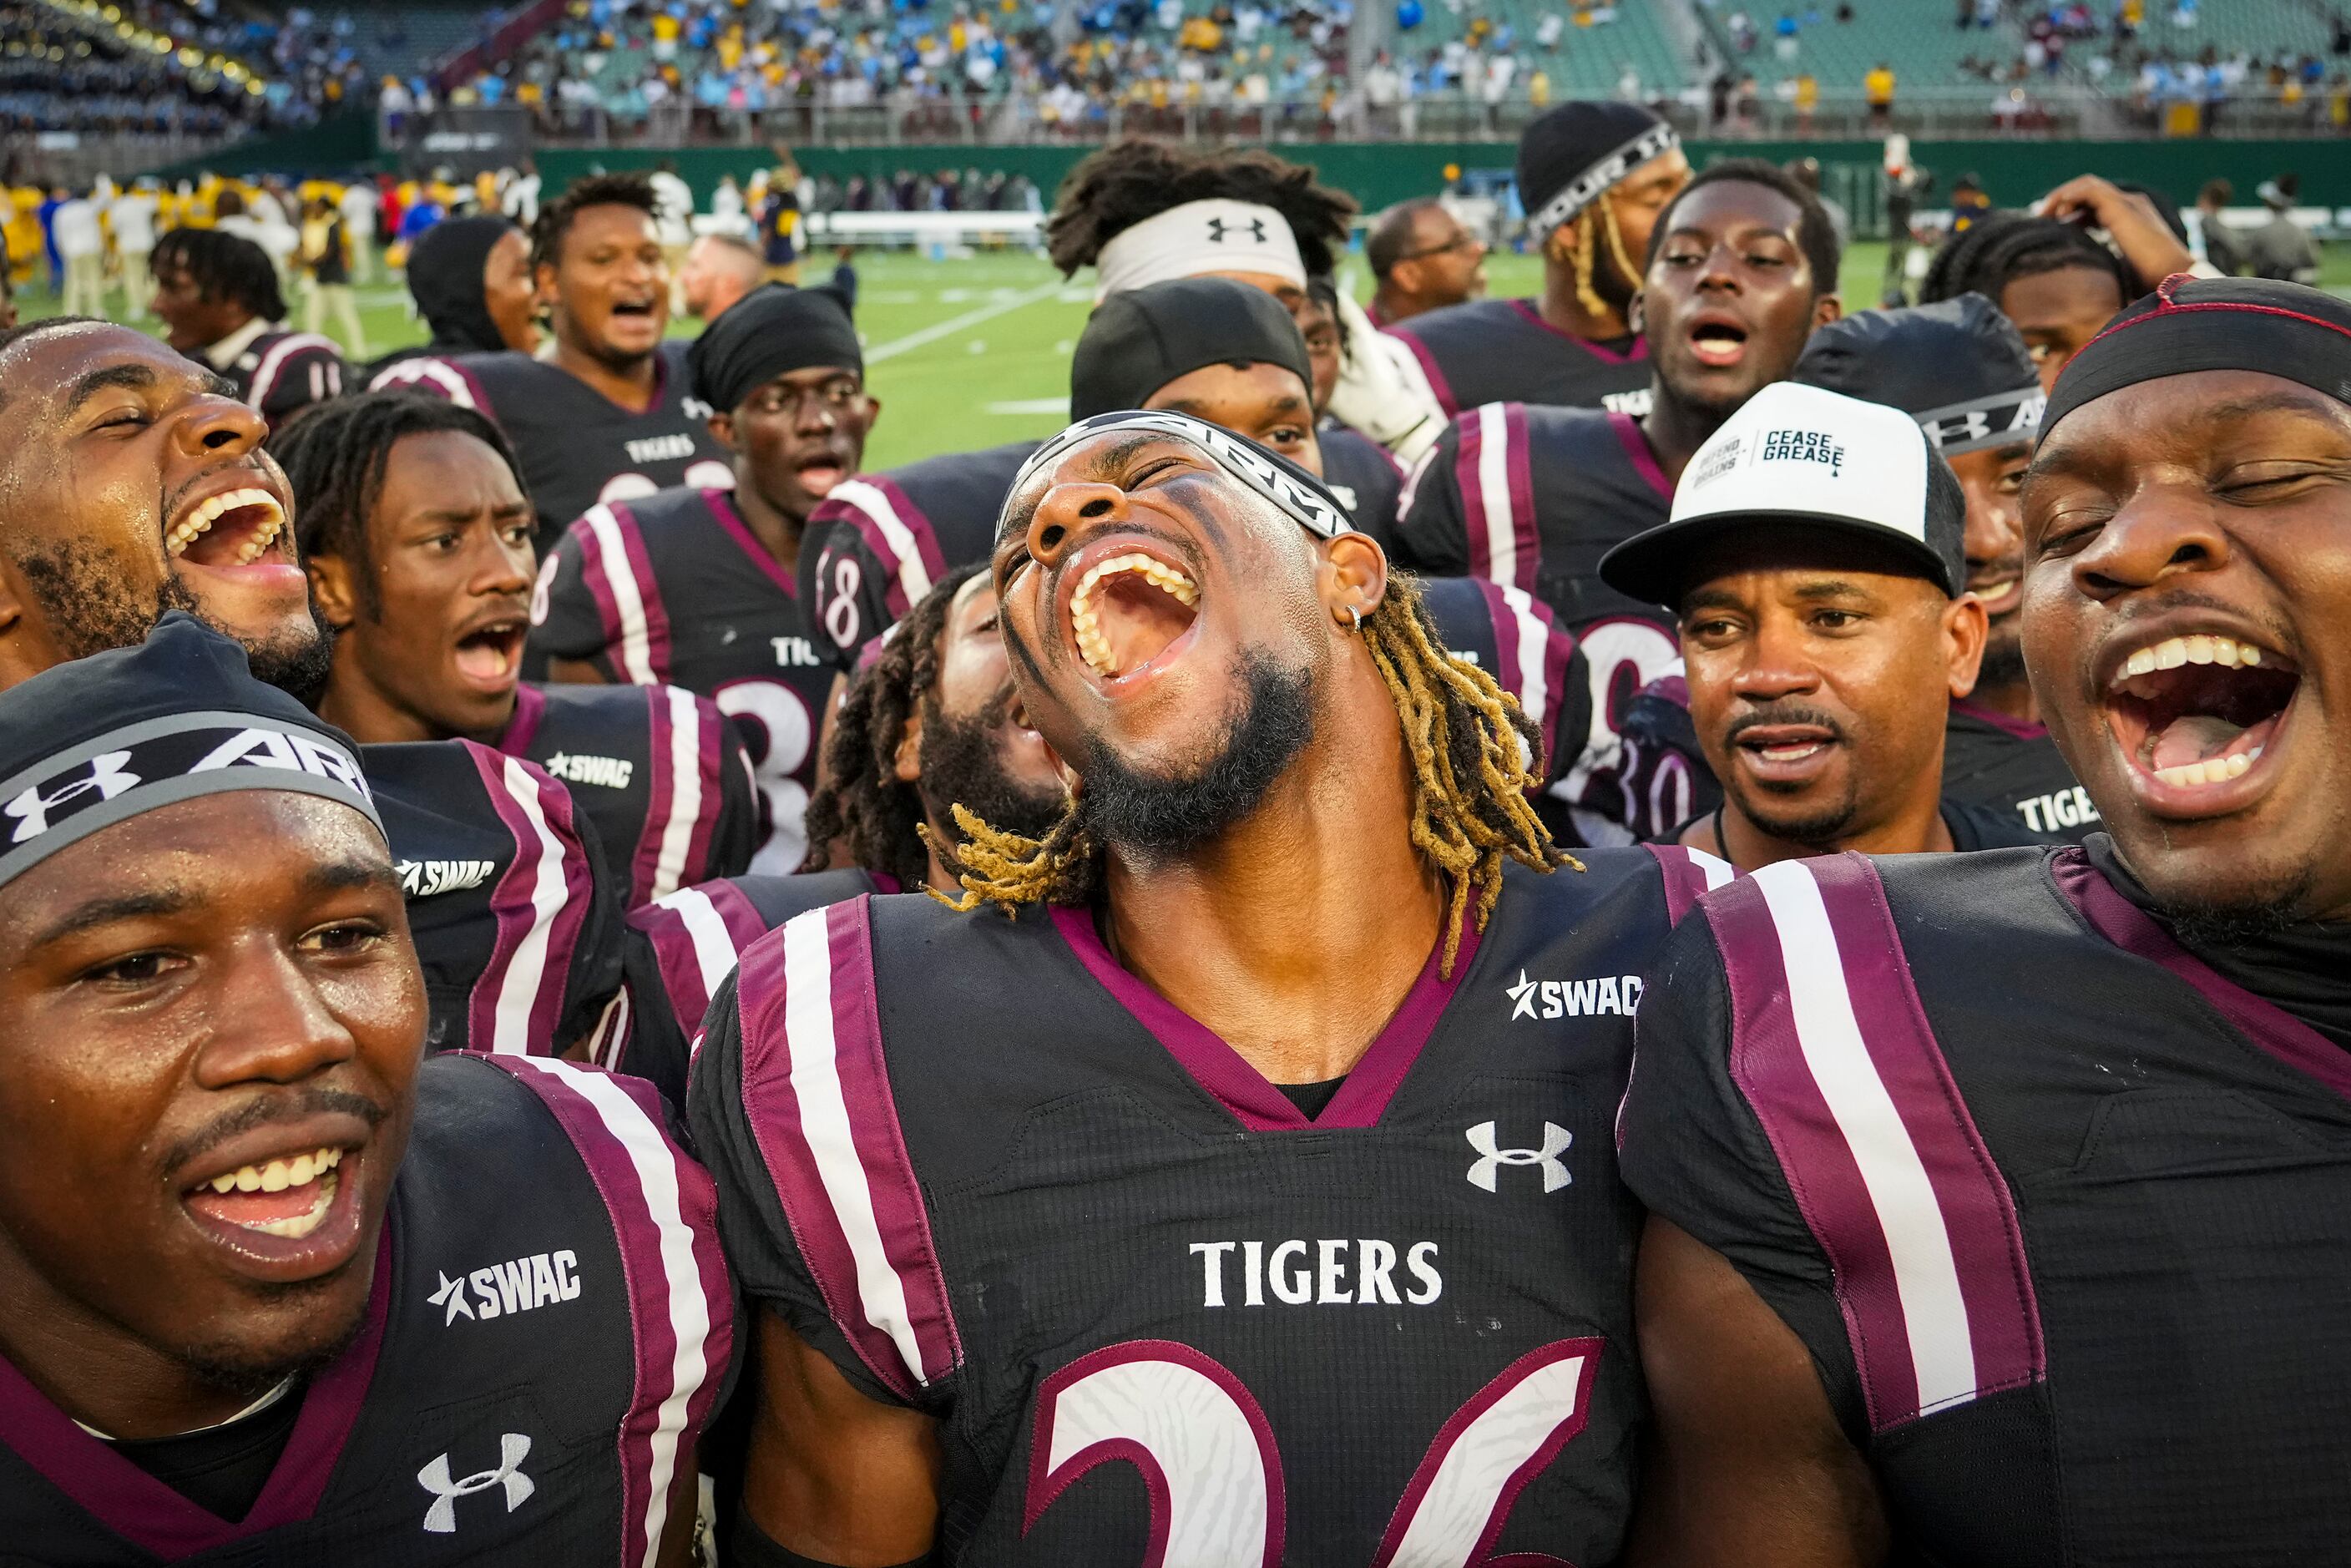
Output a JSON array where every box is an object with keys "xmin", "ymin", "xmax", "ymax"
[{"xmin": 22, "ymin": 240, "xmax": 2350, "ymax": 470}]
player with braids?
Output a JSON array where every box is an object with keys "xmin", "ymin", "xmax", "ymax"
[
  {"xmin": 1920, "ymin": 209, "xmax": 2134, "ymax": 390},
  {"xmin": 148, "ymin": 226, "xmax": 347, "ymax": 427},
  {"xmin": 943, "ymin": 569, "xmax": 1567, "ymax": 977},
  {"xmin": 687, "ymin": 404, "xmax": 1720, "ymax": 1566}
]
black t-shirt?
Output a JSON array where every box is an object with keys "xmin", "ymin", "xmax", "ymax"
[
  {"xmin": 2084, "ymin": 832, "xmax": 2351, "ymax": 1051},
  {"xmin": 1275, "ymin": 1076, "xmax": 1348, "ymax": 1120},
  {"xmin": 104, "ymin": 1384, "xmax": 304, "ymax": 1523}
]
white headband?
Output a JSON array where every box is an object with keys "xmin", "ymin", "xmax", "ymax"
[{"xmin": 1092, "ymin": 199, "xmax": 1308, "ymax": 304}]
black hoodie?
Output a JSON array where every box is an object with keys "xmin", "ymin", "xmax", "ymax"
[{"xmin": 367, "ymin": 215, "xmax": 523, "ymax": 379}]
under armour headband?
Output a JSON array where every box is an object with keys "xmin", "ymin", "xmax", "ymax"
[
  {"xmin": 1008, "ymin": 409, "xmax": 1353, "ymax": 539},
  {"xmin": 0, "ymin": 614, "xmax": 382, "ymax": 891},
  {"xmin": 1795, "ymin": 296, "xmax": 2045, "ymax": 457},
  {"xmin": 1092, "ymin": 199, "xmax": 1308, "ymax": 304},
  {"xmin": 2040, "ymin": 274, "xmax": 2351, "ymax": 443}
]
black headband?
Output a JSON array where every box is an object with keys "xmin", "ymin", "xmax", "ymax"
[
  {"xmin": 688, "ymin": 282, "xmax": 862, "ymax": 412},
  {"xmin": 2040, "ymin": 274, "xmax": 2351, "ymax": 443},
  {"xmin": 1009, "ymin": 410, "xmax": 1353, "ymax": 540}
]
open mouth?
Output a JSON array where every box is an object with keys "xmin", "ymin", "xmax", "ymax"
[
  {"xmin": 1968, "ymin": 564, "xmax": 2021, "ymax": 614},
  {"xmin": 166, "ymin": 487, "xmax": 287, "ymax": 568},
  {"xmin": 186, "ymin": 1146, "xmax": 345, "ymax": 1240},
  {"xmin": 609, "ymin": 297, "xmax": 659, "ymax": 327},
  {"xmin": 1688, "ymin": 320, "xmax": 1750, "ymax": 369},
  {"xmin": 796, "ymin": 453, "xmax": 849, "ymax": 496},
  {"xmin": 454, "ymin": 616, "xmax": 527, "ymax": 691},
  {"xmin": 1069, "ymin": 550, "xmax": 1201, "ymax": 683},
  {"xmin": 2106, "ymin": 631, "xmax": 2298, "ymax": 794},
  {"xmin": 1732, "ymin": 722, "xmax": 1838, "ymax": 782}
]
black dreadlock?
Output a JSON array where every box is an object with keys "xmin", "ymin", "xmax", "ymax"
[
  {"xmin": 1045, "ymin": 139, "xmax": 1358, "ymax": 281},
  {"xmin": 1919, "ymin": 210, "xmax": 2135, "ymax": 310},
  {"xmin": 941, "ymin": 571, "xmax": 1572, "ymax": 980},
  {"xmin": 798, "ymin": 561, "xmax": 988, "ymax": 891},
  {"xmin": 270, "ymin": 391, "xmax": 528, "ymax": 620},
  {"xmin": 150, "ymin": 227, "xmax": 286, "ymax": 323},
  {"xmin": 529, "ymin": 170, "xmax": 662, "ymax": 275}
]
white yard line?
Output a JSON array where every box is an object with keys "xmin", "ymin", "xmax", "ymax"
[{"xmin": 863, "ymin": 280, "xmax": 1065, "ymax": 363}]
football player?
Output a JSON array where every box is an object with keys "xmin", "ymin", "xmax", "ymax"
[
  {"xmin": 619, "ymin": 560, "xmax": 1069, "ymax": 1104},
  {"xmin": 1920, "ymin": 206, "xmax": 2139, "ymax": 392},
  {"xmin": 1384, "ymin": 101, "xmax": 1690, "ymax": 417},
  {"xmin": 0, "ymin": 615, "xmax": 731, "ymax": 1563},
  {"xmin": 1621, "ymin": 276, "xmax": 2351, "ymax": 1562},
  {"xmin": 531, "ymin": 285, "xmax": 877, "ymax": 875},
  {"xmin": 148, "ymin": 228, "xmax": 348, "ymax": 430},
  {"xmin": 1599, "ymin": 379, "xmax": 2049, "ymax": 869},
  {"xmin": 372, "ymin": 173, "xmax": 733, "ymax": 545},
  {"xmin": 275, "ymin": 391, "xmax": 759, "ymax": 908},
  {"xmin": 1399, "ymin": 159, "xmax": 1842, "ymax": 843},
  {"xmin": 1793, "ymin": 296, "xmax": 2098, "ymax": 842},
  {"xmin": 366, "ymin": 214, "xmax": 541, "ymax": 380},
  {"xmin": 0, "ymin": 319, "xmax": 623, "ymax": 1056},
  {"xmin": 690, "ymin": 409, "xmax": 1729, "ymax": 1564}
]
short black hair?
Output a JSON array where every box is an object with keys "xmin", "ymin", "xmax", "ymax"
[
  {"xmin": 1045, "ymin": 138, "xmax": 1359, "ymax": 281},
  {"xmin": 529, "ymin": 170, "xmax": 661, "ymax": 274},
  {"xmin": 1919, "ymin": 210, "xmax": 2133, "ymax": 309},
  {"xmin": 270, "ymin": 391, "xmax": 528, "ymax": 619},
  {"xmin": 150, "ymin": 228, "xmax": 286, "ymax": 322},
  {"xmin": 1646, "ymin": 158, "xmax": 1843, "ymax": 298},
  {"xmin": 1367, "ymin": 198, "xmax": 1448, "ymax": 280}
]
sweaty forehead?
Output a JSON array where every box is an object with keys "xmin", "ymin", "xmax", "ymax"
[{"xmin": 1, "ymin": 323, "xmax": 206, "ymax": 411}]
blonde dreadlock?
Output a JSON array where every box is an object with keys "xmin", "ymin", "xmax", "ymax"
[
  {"xmin": 933, "ymin": 573, "xmax": 1577, "ymax": 979},
  {"xmin": 1557, "ymin": 196, "xmax": 1644, "ymax": 319}
]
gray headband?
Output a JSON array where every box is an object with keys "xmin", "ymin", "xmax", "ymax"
[
  {"xmin": 1009, "ymin": 409, "xmax": 1354, "ymax": 539},
  {"xmin": 0, "ymin": 712, "xmax": 382, "ymax": 891}
]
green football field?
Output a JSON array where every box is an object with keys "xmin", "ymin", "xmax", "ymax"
[{"xmin": 23, "ymin": 240, "xmax": 2351, "ymax": 470}]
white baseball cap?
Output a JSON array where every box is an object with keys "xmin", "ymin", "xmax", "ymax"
[{"xmin": 1599, "ymin": 380, "xmax": 1967, "ymax": 607}]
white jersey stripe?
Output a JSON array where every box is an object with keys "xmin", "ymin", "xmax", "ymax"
[
  {"xmin": 1496, "ymin": 583, "xmax": 1550, "ymax": 726},
  {"xmin": 652, "ymin": 687, "xmax": 705, "ymax": 901},
  {"xmin": 245, "ymin": 331, "xmax": 341, "ymax": 412},
  {"xmin": 1751, "ymin": 859, "xmax": 1978, "ymax": 1412},
  {"xmin": 488, "ymin": 756, "xmax": 567, "ymax": 1055},
  {"xmin": 1474, "ymin": 403, "xmax": 1517, "ymax": 590},
  {"xmin": 369, "ymin": 357, "xmax": 480, "ymax": 408},
  {"xmin": 780, "ymin": 909, "xmax": 928, "ymax": 1384},
  {"xmin": 1688, "ymin": 846, "xmax": 1734, "ymax": 892},
  {"xmin": 509, "ymin": 1057, "xmax": 714, "ymax": 1568},
  {"xmin": 582, "ymin": 504, "xmax": 659, "ymax": 686},
  {"xmin": 827, "ymin": 478, "xmax": 934, "ymax": 604},
  {"xmin": 663, "ymin": 885, "xmax": 747, "ymax": 1003}
]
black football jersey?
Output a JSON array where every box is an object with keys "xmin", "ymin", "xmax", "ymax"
[
  {"xmin": 530, "ymin": 485, "xmax": 835, "ymax": 878},
  {"xmin": 796, "ymin": 441, "xmax": 1042, "ymax": 671},
  {"xmin": 618, "ymin": 867, "xmax": 894, "ymax": 1106},
  {"xmin": 1620, "ymin": 844, "xmax": 2351, "ymax": 1565},
  {"xmin": 1400, "ymin": 402, "xmax": 1684, "ymax": 845},
  {"xmin": 204, "ymin": 328, "xmax": 348, "ymax": 429},
  {"xmin": 1318, "ymin": 423, "xmax": 1406, "ymax": 553},
  {"xmin": 1943, "ymin": 698, "xmax": 2101, "ymax": 844},
  {"xmin": 371, "ymin": 345, "xmax": 734, "ymax": 545},
  {"xmin": 363, "ymin": 739, "xmax": 624, "ymax": 1059},
  {"xmin": 690, "ymin": 847, "xmax": 1732, "ymax": 1564},
  {"xmin": 1384, "ymin": 299, "xmax": 1652, "ymax": 419},
  {"xmin": 1417, "ymin": 574, "xmax": 1595, "ymax": 819},
  {"xmin": 497, "ymin": 683, "xmax": 758, "ymax": 909},
  {"xmin": 0, "ymin": 1052, "xmax": 732, "ymax": 1566}
]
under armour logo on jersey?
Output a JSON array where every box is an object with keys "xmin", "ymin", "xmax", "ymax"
[
  {"xmin": 417, "ymin": 1434, "xmax": 535, "ymax": 1534},
  {"xmin": 1465, "ymin": 1120, "xmax": 1572, "ymax": 1192},
  {"xmin": 6, "ymin": 751, "xmax": 139, "ymax": 843},
  {"xmin": 1206, "ymin": 215, "xmax": 1269, "ymax": 244}
]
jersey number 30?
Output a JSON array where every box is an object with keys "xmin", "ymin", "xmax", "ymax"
[{"xmin": 1024, "ymin": 1337, "xmax": 1601, "ymax": 1566}]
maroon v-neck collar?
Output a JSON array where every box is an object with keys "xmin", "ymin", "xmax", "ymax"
[
  {"xmin": 497, "ymin": 682, "xmax": 548, "ymax": 755},
  {"xmin": 1050, "ymin": 900, "xmax": 1482, "ymax": 1131},
  {"xmin": 705, "ymin": 488, "xmax": 798, "ymax": 596},
  {"xmin": 2050, "ymin": 848, "xmax": 2351, "ymax": 1105},
  {"xmin": 0, "ymin": 1227, "xmax": 393, "ymax": 1558}
]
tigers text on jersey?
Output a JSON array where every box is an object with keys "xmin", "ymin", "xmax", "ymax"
[
  {"xmin": 365, "ymin": 739, "xmax": 624, "ymax": 1058},
  {"xmin": 1621, "ymin": 845, "xmax": 2351, "ymax": 1565},
  {"xmin": 1943, "ymin": 699, "xmax": 2100, "ymax": 845},
  {"xmin": 531, "ymin": 485, "xmax": 833, "ymax": 877},
  {"xmin": 199, "ymin": 329, "xmax": 347, "ymax": 429},
  {"xmin": 1384, "ymin": 299, "xmax": 1652, "ymax": 418},
  {"xmin": 797, "ymin": 441, "xmax": 1041, "ymax": 670},
  {"xmin": 371, "ymin": 344, "xmax": 733, "ymax": 544},
  {"xmin": 0, "ymin": 1054, "xmax": 731, "ymax": 1566},
  {"xmin": 1399, "ymin": 404, "xmax": 1681, "ymax": 845},
  {"xmin": 690, "ymin": 849, "xmax": 1729, "ymax": 1564},
  {"xmin": 498, "ymin": 683, "xmax": 758, "ymax": 908},
  {"xmin": 618, "ymin": 867, "xmax": 894, "ymax": 1105}
]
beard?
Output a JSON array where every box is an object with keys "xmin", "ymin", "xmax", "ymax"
[
  {"xmin": 1074, "ymin": 650, "xmax": 1314, "ymax": 860},
  {"xmin": 1721, "ymin": 702, "xmax": 1860, "ymax": 850},
  {"xmin": 9, "ymin": 537, "xmax": 336, "ymax": 706},
  {"xmin": 1976, "ymin": 621, "xmax": 2028, "ymax": 695},
  {"xmin": 917, "ymin": 692, "xmax": 1068, "ymax": 846}
]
